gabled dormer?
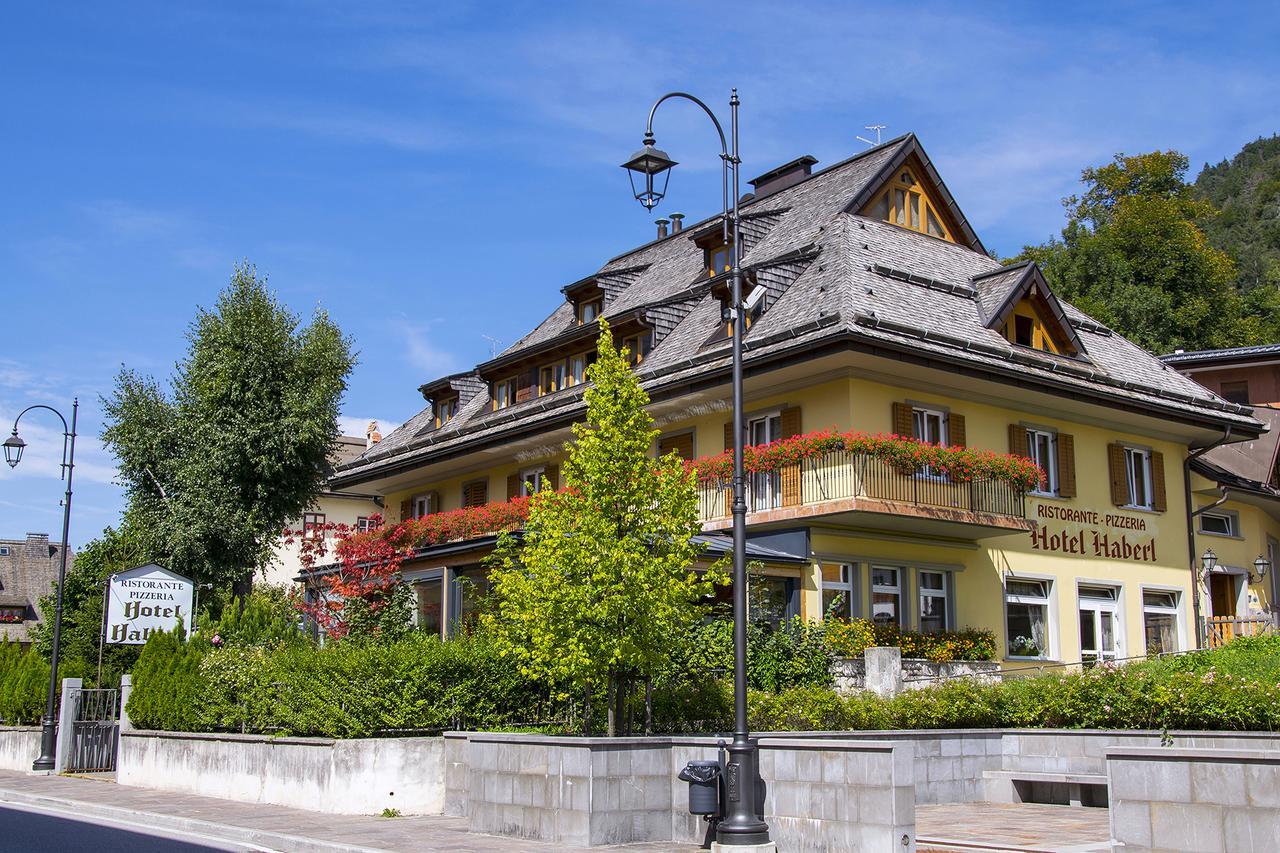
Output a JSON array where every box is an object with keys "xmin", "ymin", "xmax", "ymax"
[
  {"xmin": 417, "ymin": 372, "xmax": 485, "ymax": 432},
  {"xmin": 562, "ymin": 277, "xmax": 605, "ymax": 326},
  {"xmin": 972, "ymin": 262, "xmax": 1085, "ymax": 358},
  {"xmin": 846, "ymin": 134, "xmax": 986, "ymax": 253}
]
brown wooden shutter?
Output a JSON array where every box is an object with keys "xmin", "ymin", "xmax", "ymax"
[
  {"xmin": 1057, "ymin": 433, "xmax": 1077, "ymax": 498},
  {"xmin": 721, "ymin": 422, "xmax": 736, "ymax": 517},
  {"xmin": 948, "ymin": 413, "xmax": 966, "ymax": 448},
  {"xmin": 515, "ymin": 369, "xmax": 536, "ymax": 404},
  {"xmin": 507, "ymin": 473, "xmax": 522, "ymax": 501},
  {"xmin": 1151, "ymin": 450, "xmax": 1167, "ymax": 512},
  {"xmin": 464, "ymin": 480, "xmax": 488, "ymax": 508},
  {"xmin": 543, "ymin": 464, "xmax": 559, "ymax": 490},
  {"xmin": 780, "ymin": 407, "xmax": 803, "ymax": 506},
  {"xmin": 1008, "ymin": 424, "xmax": 1029, "ymax": 457},
  {"xmin": 400, "ymin": 499, "xmax": 412, "ymax": 522},
  {"xmin": 724, "ymin": 421, "xmax": 736, "ymax": 451},
  {"xmin": 659, "ymin": 433, "xmax": 694, "ymax": 460},
  {"xmin": 892, "ymin": 401, "xmax": 914, "ymax": 438},
  {"xmin": 1107, "ymin": 443, "xmax": 1128, "ymax": 506}
]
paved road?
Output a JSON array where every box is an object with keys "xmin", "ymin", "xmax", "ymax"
[{"xmin": 0, "ymin": 802, "xmax": 259, "ymax": 853}]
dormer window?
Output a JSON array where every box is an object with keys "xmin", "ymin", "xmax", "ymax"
[
  {"xmin": 865, "ymin": 166, "xmax": 953, "ymax": 242},
  {"xmin": 1000, "ymin": 301, "xmax": 1076, "ymax": 356},
  {"xmin": 493, "ymin": 377, "xmax": 517, "ymax": 410},
  {"xmin": 578, "ymin": 299, "xmax": 602, "ymax": 325},
  {"xmin": 713, "ymin": 284, "xmax": 764, "ymax": 340},
  {"xmin": 622, "ymin": 333, "xmax": 650, "ymax": 366},
  {"xmin": 433, "ymin": 395, "xmax": 459, "ymax": 428},
  {"xmin": 539, "ymin": 361, "xmax": 566, "ymax": 396},
  {"xmin": 706, "ymin": 241, "xmax": 733, "ymax": 279}
]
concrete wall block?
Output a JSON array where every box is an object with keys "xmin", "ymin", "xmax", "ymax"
[
  {"xmin": 1224, "ymin": 807, "xmax": 1280, "ymax": 853},
  {"xmin": 1244, "ymin": 762, "xmax": 1280, "ymax": 808},
  {"xmin": 1150, "ymin": 802, "xmax": 1224, "ymax": 852},
  {"xmin": 559, "ymin": 745, "xmax": 590, "ymax": 777},
  {"xmin": 939, "ymin": 736, "xmax": 964, "ymax": 757},
  {"xmin": 1191, "ymin": 760, "xmax": 1247, "ymax": 806},
  {"xmin": 1110, "ymin": 799, "xmax": 1152, "ymax": 848}
]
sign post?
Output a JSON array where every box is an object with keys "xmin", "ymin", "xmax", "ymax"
[{"xmin": 105, "ymin": 564, "xmax": 194, "ymax": 645}]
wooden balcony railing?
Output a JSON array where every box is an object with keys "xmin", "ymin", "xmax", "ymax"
[
  {"xmin": 1204, "ymin": 616, "xmax": 1274, "ymax": 649},
  {"xmin": 695, "ymin": 450, "xmax": 1027, "ymax": 522}
]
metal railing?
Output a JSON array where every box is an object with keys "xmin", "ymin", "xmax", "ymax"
[
  {"xmin": 66, "ymin": 687, "xmax": 118, "ymax": 773},
  {"xmin": 697, "ymin": 450, "xmax": 1026, "ymax": 521}
]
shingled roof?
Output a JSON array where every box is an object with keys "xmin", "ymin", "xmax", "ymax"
[{"xmin": 332, "ymin": 134, "xmax": 1264, "ymax": 487}]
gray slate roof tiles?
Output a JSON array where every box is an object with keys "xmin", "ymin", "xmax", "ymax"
[{"xmin": 333, "ymin": 135, "xmax": 1264, "ymax": 486}]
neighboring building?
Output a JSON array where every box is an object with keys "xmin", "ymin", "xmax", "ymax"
[
  {"xmin": 321, "ymin": 134, "xmax": 1268, "ymax": 665},
  {"xmin": 1162, "ymin": 343, "xmax": 1280, "ymax": 408},
  {"xmin": 266, "ymin": 427, "xmax": 383, "ymax": 587},
  {"xmin": 0, "ymin": 532, "xmax": 70, "ymax": 648}
]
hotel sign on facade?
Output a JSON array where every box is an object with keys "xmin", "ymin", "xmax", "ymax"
[
  {"xmin": 105, "ymin": 563, "xmax": 194, "ymax": 644},
  {"xmin": 1031, "ymin": 503, "xmax": 1158, "ymax": 563}
]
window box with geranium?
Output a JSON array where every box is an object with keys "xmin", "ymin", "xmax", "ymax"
[{"xmin": 0, "ymin": 607, "xmax": 25, "ymax": 624}]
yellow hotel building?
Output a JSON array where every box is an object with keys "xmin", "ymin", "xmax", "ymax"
[{"xmin": 325, "ymin": 134, "xmax": 1277, "ymax": 667}]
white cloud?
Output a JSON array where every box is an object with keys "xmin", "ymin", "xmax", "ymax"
[{"xmin": 398, "ymin": 320, "xmax": 460, "ymax": 378}]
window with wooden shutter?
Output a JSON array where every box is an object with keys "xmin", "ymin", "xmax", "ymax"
[
  {"xmin": 1057, "ymin": 433, "xmax": 1077, "ymax": 498},
  {"xmin": 1008, "ymin": 424, "xmax": 1029, "ymax": 457},
  {"xmin": 515, "ymin": 369, "xmax": 537, "ymax": 404},
  {"xmin": 779, "ymin": 407, "xmax": 802, "ymax": 506},
  {"xmin": 400, "ymin": 499, "xmax": 412, "ymax": 522},
  {"xmin": 947, "ymin": 413, "xmax": 966, "ymax": 448},
  {"xmin": 507, "ymin": 473, "xmax": 521, "ymax": 501},
  {"xmin": 892, "ymin": 401, "xmax": 914, "ymax": 438},
  {"xmin": 463, "ymin": 480, "xmax": 488, "ymax": 508},
  {"xmin": 1150, "ymin": 450, "xmax": 1166, "ymax": 512},
  {"xmin": 1107, "ymin": 443, "xmax": 1128, "ymax": 507},
  {"xmin": 543, "ymin": 464, "xmax": 559, "ymax": 490},
  {"xmin": 659, "ymin": 432, "xmax": 694, "ymax": 460}
]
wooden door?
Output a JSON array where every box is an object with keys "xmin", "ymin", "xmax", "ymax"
[{"xmin": 1209, "ymin": 574, "xmax": 1236, "ymax": 618}]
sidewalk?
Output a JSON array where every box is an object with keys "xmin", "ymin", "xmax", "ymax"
[{"xmin": 0, "ymin": 771, "xmax": 700, "ymax": 853}]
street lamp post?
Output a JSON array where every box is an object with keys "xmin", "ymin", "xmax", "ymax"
[
  {"xmin": 5, "ymin": 399, "xmax": 78, "ymax": 771},
  {"xmin": 622, "ymin": 89, "xmax": 771, "ymax": 849}
]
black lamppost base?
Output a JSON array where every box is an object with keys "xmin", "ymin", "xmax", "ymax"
[{"xmin": 31, "ymin": 716, "xmax": 57, "ymax": 771}]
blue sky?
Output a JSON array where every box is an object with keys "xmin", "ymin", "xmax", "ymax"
[{"xmin": 2, "ymin": 1, "xmax": 1278, "ymax": 547}]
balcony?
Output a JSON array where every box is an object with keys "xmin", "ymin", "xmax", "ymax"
[{"xmin": 696, "ymin": 450, "xmax": 1031, "ymax": 535}]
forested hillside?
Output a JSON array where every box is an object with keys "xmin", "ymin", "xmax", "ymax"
[{"xmin": 1195, "ymin": 135, "xmax": 1280, "ymax": 294}]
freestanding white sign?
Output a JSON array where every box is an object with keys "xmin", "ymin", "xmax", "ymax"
[{"xmin": 105, "ymin": 564, "xmax": 194, "ymax": 644}]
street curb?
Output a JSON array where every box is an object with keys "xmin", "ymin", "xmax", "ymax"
[{"xmin": 0, "ymin": 785, "xmax": 392, "ymax": 853}]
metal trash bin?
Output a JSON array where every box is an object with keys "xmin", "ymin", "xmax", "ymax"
[{"xmin": 678, "ymin": 759, "xmax": 721, "ymax": 816}]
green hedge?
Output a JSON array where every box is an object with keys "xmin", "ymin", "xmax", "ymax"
[
  {"xmin": 0, "ymin": 640, "xmax": 50, "ymax": 726},
  {"xmin": 126, "ymin": 631, "xmax": 1280, "ymax": 737}
]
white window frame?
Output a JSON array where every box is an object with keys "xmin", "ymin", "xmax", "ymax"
[
  {"xmin": 819, "ymin": 561, "xmax": 857, "ymax": 620},
  {"xmin": 747, "ymin": 411, "xmax": 783, "ymax": 511},
  {"xmin": 1197, "ymin": 510, "xmax": 1238, "ymax": 538},
  {"xmin": 912, "ymin": 406, "xmax": 948, "ymax": 479},
  {"xmin": 493, "ymin": 378, "xmax": 517, "ymax": 410},
  {"xmin": 303, "ymin": 512, "xmax": 326, "ymax": 539},
  {"xmin": 917, "ymin": 569, "xmax": 950, "ymax": 633},
  {"xmin": 519, "ymin": 466, "xmax": 547, "ymax": 497},
  {"xmin": 1141, "ymin": 586, "xmax": 1183, "ymax": 654},
  {"xmin": 356, "ymin": 516, "xmax": 373, "ymax": 533},
  {"xmin": 567, "ymin": 353, "xmax": 588, "ymax": 387},
  {"xmin": 411, "ymin": 492, "xmax": 438, "ymax": 519},
  {"xmin": 1005, "ymin": 576, "xmax": 1053, "ymax": 660},
  {"xmin": 1026, "ymin": 428, "xmax": 1058, "ymax": 496},
  {"xmin": 1078, "ymin": 584, "xmax": 1122, "ymax": 663},
  {"xmin": 1123, "ymin": 446, "xmax": 1153, "ymax": 510},
  {"xmin": 0, "ymin": 546, "xmax": 9, "ymax": 556},
  {"xmin": 870, "ymin": 564, "xmax": 904, "ymax": 627}
]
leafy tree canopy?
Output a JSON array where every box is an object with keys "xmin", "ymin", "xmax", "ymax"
[
  {"xmin": 102, "ymin": 263, "xmax": 355, "ymax": 591},
  {"xmin": 1012, "ymin": 150, "xmax": 1280, "ymax": 353},
  {"xmin": 484, "ymin": 320, "xmax": 721, "ymax": 712}
]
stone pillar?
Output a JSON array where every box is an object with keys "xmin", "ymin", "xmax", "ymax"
[
  {"xmin": 118, "ymin": 674, "xmax": 133, "ymax": 732},
  {"xmin": 864, "ymin": 647, "xmax": 902, "ymax": 698},
  {"xmin": 53, "ymin": 677, "xmax": 81, "ymax": 773}
]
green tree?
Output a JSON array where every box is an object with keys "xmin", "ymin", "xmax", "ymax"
[
  {"xmin": 484, "ymin": 320, "xmax": 720, "ymax": 735},
  {"xmin": 1013, "ymin": 150, "xmax": 1267, "ymax": 353},
  {"xmin": 102, "ymin": 263, "xmax": 355, "ymax": 594}
]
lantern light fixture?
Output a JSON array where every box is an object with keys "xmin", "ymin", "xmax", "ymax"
[
  {"xmin": 621, "ymin": 135, "xmax": 678, "ymax": 211},
  {"xmin": 3, "ymin": 431, "xmax": 25, "ymax": 468}
]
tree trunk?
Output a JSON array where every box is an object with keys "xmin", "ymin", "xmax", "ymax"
[
  {"xmin": 644, "ymin": 676, "xmax": 653, "ymax": 736},
  {"xmin": 231, "ymin": 572, "xmax": 254, "ymax": 614}
]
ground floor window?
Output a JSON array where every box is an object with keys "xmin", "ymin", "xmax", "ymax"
[
  {"xmin": 1142, "ymin": 589, "xmax": 1179, "ymax": 655},
  {"xmin": 451, "ymin": 566, "xmax": 489, "ymax": 633},
  {"xmin": 917, "ymin": 570, "xmax": 949, "ymax": 633},
  {"xmin": 415, "ymin": 577, "xmax": 443, "ymax": 636},
  {"xmin": 748, "ymin": 575, "xmax": 798, "ymax": 628},
  {"xmin": 1005, "ymin": 578, "xmax": 1050, "ymax": 658},
  {"xmin": 870, "ymin": 566, "xmax": 903, "ymax": 626},
  {"xmin": 820, "ymin": 562, "xmax": 855, "ymax": 619},
  {"xmin": 1078, "ymin": 584, "xmax": 1120, "ymax": 664}
]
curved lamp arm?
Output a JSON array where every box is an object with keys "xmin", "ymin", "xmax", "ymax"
[
  {"xmin": 643, "ymin": 91, "xmax": 736, "ymax": 244},
  {"xmin": 9, "ymin": 402, "xmax": 74, "ymax": 477}
]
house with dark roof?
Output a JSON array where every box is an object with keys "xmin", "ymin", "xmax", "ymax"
[
  {"xmin": 322, "ymin": 134, "xmax": 1271, "ymax": 663},
  {"xmin": 0, "ymin": 532, "xmax": 70, "ymax": 649}
]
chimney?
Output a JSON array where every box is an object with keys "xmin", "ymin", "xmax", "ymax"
[
  {"xmin": 670, "ymin": 212, "xmax": 684, "ymax": 233},
  {"xmin": 25, "ymin": 532, "xmax": 50, "ymax": 557},
  {"xmin": 748, "ymin": 155, "xmax": 818, "ymax": 201},
  {"xmin": 655, "ymin": 218, "xmax": 669, "ymax": 239},
  {"xmin": 366, "ymin": 421, "xmax": 382, "ymax": 448}
]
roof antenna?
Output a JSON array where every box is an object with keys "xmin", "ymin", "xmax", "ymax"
[
  {"xmin": 481, "ymin": 335, "xmax": 503, "ymax": 358},
  {"xmin": 856, "ymin": 124, "xmax": 887, "ymax": 147}
]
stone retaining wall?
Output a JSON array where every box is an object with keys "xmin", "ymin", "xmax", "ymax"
[
  {"xmin": 117, "ymin": 730, "xmax": 444, "ymax": 815},
  {"xmin": 0, "ymin": 726, "xmax": 39, "ymax": 771},
  {"xmin": 830, "ymin": 653, "xmax": 1000, "ymax": 695},
  {"xmin": 1107, "ymin": 747, "xmax": 1280, "ymax": 852}
]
